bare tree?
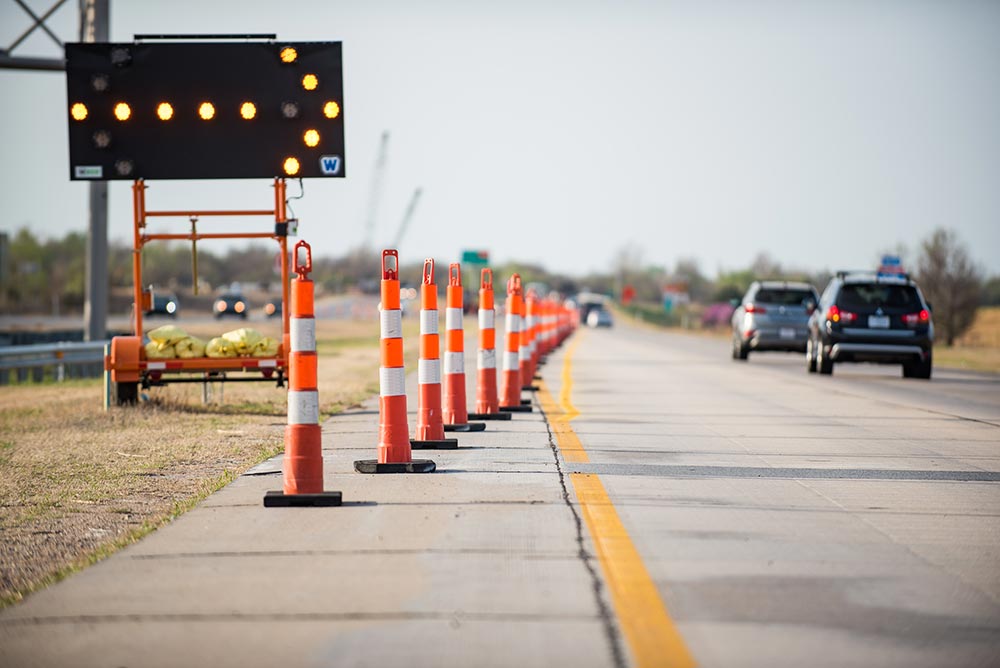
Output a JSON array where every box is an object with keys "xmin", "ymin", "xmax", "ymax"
[{"xmin": 916, "ymin": 229, "xmax": 982, "ymax": 346}]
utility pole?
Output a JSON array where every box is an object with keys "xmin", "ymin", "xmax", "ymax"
[{"xmin": 81, "ymin": 0, "xmax": 109, "ymax": 341}]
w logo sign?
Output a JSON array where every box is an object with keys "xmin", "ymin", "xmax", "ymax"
[{"xmin": 319, "ymin": 156, "xmax": 342, "ymax": 175}]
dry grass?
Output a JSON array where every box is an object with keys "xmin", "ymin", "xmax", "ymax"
[
  {"xmin": 936, "ymin": 306, "xmax": 1000, "ymax": 374},
  {"xmin": 0, "ymin": 318, "xmax": 414, "ymax": 607}
]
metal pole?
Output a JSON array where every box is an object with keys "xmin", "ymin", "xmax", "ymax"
[{"xmin": 82, "ymin": 0, "xmax": 109, "ymax": 341}]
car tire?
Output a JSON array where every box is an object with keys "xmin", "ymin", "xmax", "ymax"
[
  {"xmin": 732, "ymin": 337, "xmax": 748, "ymax": 361},
  {"xmin": 903, "ymin": 352, "xmax": 932, "ymax": 380},
  {"xmin": 818, "ymin": 343, "xmax": 833, "ymax": 375},
  {"xmin": 806, "ymin": 338, "xmax": 817, "ymax": 373}
]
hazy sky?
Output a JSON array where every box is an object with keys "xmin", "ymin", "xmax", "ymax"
[{"xmin": 1, "ymin": 0, "xmax": 998, "ymax": 278}]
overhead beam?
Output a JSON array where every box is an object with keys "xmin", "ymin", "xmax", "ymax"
[{"xmin": 0, "ymin": 53, "xmax": 64, "ymax": 70}]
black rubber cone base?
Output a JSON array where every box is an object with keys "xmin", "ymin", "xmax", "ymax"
[
  {"xmin": 522, "ymin": 385, "xmax": 540, "ymax": 392},
  {"xmin": 410, "ymin": 438, "xmax": 459, "ymax": 449},
  {"xmin": 500, "ymin": 405, "xmax": 533, "ymax": 413},
  {"xmin": 263, "ymin": 490, "xmax": 343, "ymax": 507},
  {"xmin": 521, "ymin": 398, "xmax": 532, "ymax": 405},
  {"xmin": 467, "ymin": 411, "xmax": 513, "ymax": 421},
  {"xmin": 444, "ymin": 422, "xmax": 486, "ymax": 432},
  {"xmin": 354, "ymin": 459, "xmax": 436, "ymax": 474}
]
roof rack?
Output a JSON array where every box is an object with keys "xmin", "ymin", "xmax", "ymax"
[{"xmin": 836, "ymin": 270, "xmax": 911, "ymax": 282}]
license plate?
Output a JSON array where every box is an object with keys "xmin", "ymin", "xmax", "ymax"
[
  {"xmin": 868, "ymin": 315, "xmax": 890, "ymax": 329},
  {"xmin": 779, "ymin": 328, "xmax": 795, "ymax": 339}
]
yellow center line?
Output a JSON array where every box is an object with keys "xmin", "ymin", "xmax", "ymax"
[{"xmin": 539, "ymin": 333, "xmax": 696, "ymax": 668}]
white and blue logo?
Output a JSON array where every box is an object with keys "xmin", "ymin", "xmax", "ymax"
[{"xmin": 319, "ymin": 155, "xmax": 341, "ymax": 175}]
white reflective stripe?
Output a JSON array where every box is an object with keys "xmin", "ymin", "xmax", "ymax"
[
  {"xmin": 380, "ymin": 367, "xmax": 407, "ymax": 396},
  {"xmin": 443, "ymin": 351, "xmax": 465, "ymax": 374},
  {"xmin": 147, "ymin": 361, "xmax": 166, "ymax": 370},
  {"xmin": 506, "ymin": 312, "xmax": 520, "ymax": 333},
  {"xmin": 446, "ymin": 307, "xmax": 463, "ymax": 331},
  {"xmin": 418, "ymin": 358, "xmax": 441, "ymax": 384},
  {"xmin": 380, "ymin": 309, "xmax": 402, "ymax": 339},
  {"xmin": 502, "ymin": 350, "xmax": 519, "ymax": 371},
  {"xmin": 478, "ymin": 348, "xmax": 496, "ymax": 369},
  {"xmin": 259, "ymin": 359, "xmax": 277, "ymax": 368},
  {"xmin": 420, "ymin": 309, "xmax": 438, "ymax": 334},
  {"xmin": 290, "ymin": 317, "xmax": 316, "ymax": 352},
  {"xmin": 527, "ymin": 316, "xmax": 536, "ymax": 330},
  {"xmin": 478, "ymin": 309, "xmax": 495, "ymax": 330},
  {"xmin": 519, "ymin": 345, "xmax": 530, "ymax": 360},
  {"xmin": 528, "ymin": 340, "xmax": 536, "ymax": 356},
  {"xmin": 288, "ymin": 390, "xmax": 319, "ymax": 425}
]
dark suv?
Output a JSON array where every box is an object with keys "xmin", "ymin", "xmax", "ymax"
[{"xmin": 807, "ymin": 272, "xmax": 933, "ymax": 379}]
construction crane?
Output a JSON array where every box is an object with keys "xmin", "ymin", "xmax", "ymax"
[
  {"xmin": 361, "ymin": 131, "xmax": 390, "ymax": 250},
  {"xmin": 391, "ymin": 188, "xmax": 423, "ymax": 249}
]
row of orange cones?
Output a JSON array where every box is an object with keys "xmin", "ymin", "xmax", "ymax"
[{"xmin": 265, "ymin": 245, "xmax": 577, "ymax": 507}]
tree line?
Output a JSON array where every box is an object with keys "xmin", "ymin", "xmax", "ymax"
[{"xmin": 1, "ymin": 226, "xmax": 995, "ymax": 346}]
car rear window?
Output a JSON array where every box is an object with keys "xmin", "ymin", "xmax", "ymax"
[
  {"xmin": 754, "ymin": 289, "xmax": 816, "ymax": 305},
  {"xmin": 838, "ymin": 284, "xmax": 920, "ymax": 310}
]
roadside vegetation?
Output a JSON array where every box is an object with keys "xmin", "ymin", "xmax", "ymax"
[{"xmin": 0, "ymin": 320, "xmax": 416, "ymax": 608}]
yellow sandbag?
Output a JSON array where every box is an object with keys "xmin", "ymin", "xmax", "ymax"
[
  {"xmin": 222, "ymin": 328, "xmax": 262, "ymax": 356},
  {"xmin": 174, "ymin": 336, "xmax": 206, "ymax": 359},
  {"xmin": 147, "ymin": 324, "xmax": 188, "ymax": 346},
  {"xmin": 252, "ymin": 336, "xmax": 278, "ymax": 357},
  {"xmin": 205, "ymin": 337, "xmax": 237, "ymax": 358},
  {"xmin": 145, "ymin": 340, "xmax": 176, "ymax": 359}
]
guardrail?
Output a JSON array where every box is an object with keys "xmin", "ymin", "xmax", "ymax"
[{"xmin": 0, "ymin": 341, "xmax": 108, "ymax": 385}]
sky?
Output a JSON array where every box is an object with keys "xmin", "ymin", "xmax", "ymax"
[{"xmin": 1, "ymin": 0, "xmax": 999, "ymax": 279}]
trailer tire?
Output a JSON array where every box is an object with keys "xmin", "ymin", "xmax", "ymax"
[{"xmin": 113, "ymin": 381, "xmax": 139, "ymax": 405}]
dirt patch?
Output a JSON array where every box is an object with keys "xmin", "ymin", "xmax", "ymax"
[{"xmin": 0, "ymin": 319, "xmax": 410, "ymax": 607}]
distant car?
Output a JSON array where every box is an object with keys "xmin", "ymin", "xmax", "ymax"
[
  {"xmin": 586, "ymin": 308, "xmax": 613, "ymax": 328},
  {"xmin": 806, "ymin": 271, "xmax": 933, "ymax": 378},
  {"xmin": 214, "ymin": 293, "xmax": 248, "ymax": 319},
  {"xmin": 145, "ymin": 291, "xmax": 179, "ymax": 318},
  {"xmin": 262, "ymin": 298, "xmax": 282, "ymax": 319},
  {"xmin": 731, "ymin": 281, "xmax": 819, "ymax": 360}
]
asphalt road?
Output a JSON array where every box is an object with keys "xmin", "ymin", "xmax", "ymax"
[{"xmin": 1, "ymin": 319, "xmax": 997, "ymax": 667}]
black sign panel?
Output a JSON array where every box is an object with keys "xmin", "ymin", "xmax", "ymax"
[{"xmin": 65, "ymin": 41, "xmax": 345, "ymax": 180}]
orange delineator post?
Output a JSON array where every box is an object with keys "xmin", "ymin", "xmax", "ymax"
[
  {"xmin": 519, "ymin": 289, "xmax": 535, "ymax": 391},
  {"xmin": 468, "ymin": 268, "xmax": 512, "ymax": 421},
  {"xmin": 525, "ymin": 290, "xmax": 541, "ymax": 386},
  {"xmin": 354, "ymin": 249, "xmax": 435, "ymax": 474},
  {"xmin": 264, "ymin": 240, "xmax": 341, "ymax": 507},
  {"xmin": 541, "ymin": 298, "xmax": 555, "ymax": 358},
  {"xmin": 411, "ymin": 259, "xmax": 459, "ymax": 449},
  {"xmin": 499, "ymin": 274, "xmax": 531, "ymax": 412},
  {"xmin": 441, "ymin": 263, "xmax": 486, "ymax": 432}
]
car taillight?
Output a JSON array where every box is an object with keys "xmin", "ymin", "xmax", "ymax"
[
  {"xmin": 827, "ymin": 305, "xmax": 857, "ymax": 324},
  {"xmin": 745, "ymin": 304, "xmax": 766, "ymax": 314},
  {"xmin": 215, "ymin": 300, "xmax": 226, "ymax": 312},
  {"xmin": 902, "ymin": 309, "xmax": 930, "ymax": 327}
]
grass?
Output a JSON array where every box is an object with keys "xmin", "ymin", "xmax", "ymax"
[
  {"xmin": 0, "ymin": 318, "xmax": 409, "ymax": 608},
  {"xmin": 934, "ymin": 306, "xmax": 1000, "ymax": 373}
]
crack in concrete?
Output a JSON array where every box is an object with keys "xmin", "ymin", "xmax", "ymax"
[{"xmin": 541, "ymin": 410, "xmax": 628, "ymax": 668}]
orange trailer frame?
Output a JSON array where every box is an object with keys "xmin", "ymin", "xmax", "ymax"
[{"xmin": 105, "ymin": 178, "xmax": 292, "ymax": 404}]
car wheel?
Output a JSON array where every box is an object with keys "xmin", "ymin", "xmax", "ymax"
[
  {"xmin": 806, "ymin": 338, "xmax": 817, "ymax": 373},
  {"xmin": 818, "ymin": 343, "xmax": 833, "ymax": 375},
  {"xmin": 732, "ymin": 336, "xmax": 748, "ymax": 361},
  {"xmin": 903, "ymin": 352, "xmax": 932, "ymax": 380}
]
